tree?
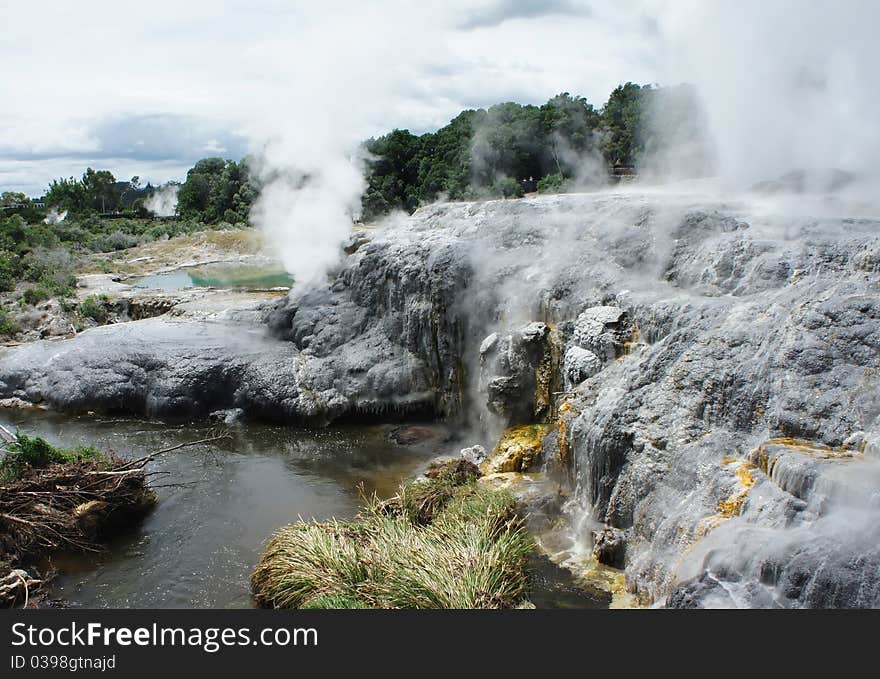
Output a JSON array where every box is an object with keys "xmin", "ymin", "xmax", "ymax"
[
  {"xmin": 81, "ymin": 168, "xmax": 117, "ymax": 213},
  {"xmin": 361, "ymin": 130, "xmax": 424, "ymax": 219},
  {"xmin": 0, "ymin": 192, "xmax": 29, "ymax": 207},
  {"xmin": 176, "ymin": 157, "xmax": 256, "ymax": 223},
  {"xmin": 177, "ymin": 159, "xmax": 222, "ymax": 219},
  {"xmin": 45, "ymin": 177, "xmax": 88, "ymax": 214},
  {"xmin": 600, "ymin": 83, "xmax": 651, "ymax": 167},
  {"xmin": 540, "ymin": 93, "xmax": 601, "ymax": 176},
  {"xmin": 114, "ymin": 176, "xmax": 141, "ymax": 211},
  {"xmin": 46, "ymin": 169, "xmax": 118, "ymax": 215}
]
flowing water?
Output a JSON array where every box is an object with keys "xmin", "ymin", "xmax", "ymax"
[
  {"xmin": 0, "ymin": 410, "xmax": 607, "ymax": 609},
  {"xmin": 134, "ymin": 262, "xmax": 293, "ymax": 291}
]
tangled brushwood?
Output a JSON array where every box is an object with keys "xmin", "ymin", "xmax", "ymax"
[
  {"xmin": 0, "ymin": 431, "xmax": 158, "ymax": 607},
  {"xmin": 251, "ymin": 459, "xmax": 536, "ymax": 609}
]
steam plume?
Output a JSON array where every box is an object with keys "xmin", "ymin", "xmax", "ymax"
[
  {"xmin": 145, "ymin": 184, "xmax": 179, "ymax": 217},
  {"xmin": 653, "ymin": 0, "xmax": 880, "ymax": 194},
  {"xmin": 245, "ymin": 6, "xmax": 447, "ymax": 288}
]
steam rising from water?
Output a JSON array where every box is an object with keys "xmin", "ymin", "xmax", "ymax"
[
  {"xmin": 245, "ymin": 6, "xmax": 444, "ymax": 288},
  {"xmin": 145, "ymin": 184, "xmax": 179, "ymax": 217},
  {"xmin": 654, "ymin": 0, "xmax": 880, "ymax": 195}
]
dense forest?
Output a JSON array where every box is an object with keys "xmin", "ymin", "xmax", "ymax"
[{"xmin": 359, "ymin": 82, "xmax": 708, "ymax": 219}]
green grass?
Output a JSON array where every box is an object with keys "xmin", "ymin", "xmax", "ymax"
[
  {"xmin": 251, "ymin": 460, "xmax": 535, "ymax": 609},
  {"xmin": 77, "ymin": 295, "xmax": 109, "ymax": 324},
  {"xmin": 0, "ymin": 307, "xmax": 18, "ymax": 336},
  {"xmin": 0, "ymin": 433, "xmax": 107, "ymax": 483}
]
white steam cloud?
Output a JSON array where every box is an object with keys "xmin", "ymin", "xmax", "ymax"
[
  {"xmin": 653, "ymin": 0, "xmax": 880, "ymax": 193},
  {"xmin": 245, "ymin": 6, "xmax": 448, "ymax": 288},
  {"xmin": 42, "ymin": 208, "xmax": 67, "ymax": 224},
  {"xmin": 240, "ymin": 1, "xmax": 880, "ymax": 287},
  {"xmin": 145, "ymin": 184, "xmax": 179, "ymax": 217}
]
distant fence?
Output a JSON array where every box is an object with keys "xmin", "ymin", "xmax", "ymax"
[
  {"xmin": 610, "ymin": 165, "xmax": 637, "ymax": 183},
  {"xmin": 0, "ymin": 202, "xmax": 45, "ymax": 211}
]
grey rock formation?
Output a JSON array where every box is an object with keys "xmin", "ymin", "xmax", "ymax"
[
  {"xmin": 563, "ymin": 346, "xmax": 602, "ymax": 388},
  {"xmin": 2, "ymin": 192, "xmax": 879, "ymax": 608},
  {"xmin": 479, "ymin": 321, "xmax": 558, "ymax": 426},
  {"xmin": 571, "ymin": 306, "xmax": 630, "ymax": 361},
  {"xmin": 460, "ymin": 444, "xmax": 487, "ymax": 465},
  {"xmin": 592, "ymin": 527, "xmax": 627, "ymax": 569}
]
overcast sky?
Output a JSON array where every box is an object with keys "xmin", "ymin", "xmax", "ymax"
[
  {"xmin": 3, "ymin": 1, "xmax": 877, "ymax": 197},
  {"xmin": 0, "ymin": 0, "xmax": 668, "ymax": 196}
]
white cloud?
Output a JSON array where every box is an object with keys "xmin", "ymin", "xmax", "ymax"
[
  {"xmin": 2, "ymin": 0, "xmax": 877, "ymax": 201},
  {"xmin": 0, "ymin": 0, "xmax": 652, "ymax": 194}
]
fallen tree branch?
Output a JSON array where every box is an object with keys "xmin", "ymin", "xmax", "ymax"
[{"xmin": 115, "ymin": 433, "xmax": 231, "ymax": 471}]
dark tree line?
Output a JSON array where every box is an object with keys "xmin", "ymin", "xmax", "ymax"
[
  {"xmin": 360, "ymin": 83, "xmax": 709, "ymax": 220},
  {"xmin": 40, "ymin": 158, "xmax": 259, "ymax": 225},
  {"xmin": 44, "ymin": 170, "xmax": 150, "ymax": 216},
  {"xmin": 176, "ymin": 157, "xmax": 258, "ymax": 223},
  {"xmin": 24, "ymin": 82, "xmax": 707, "ymax": 227}
]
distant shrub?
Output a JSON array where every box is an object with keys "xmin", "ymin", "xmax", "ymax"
[
  {"xmin": 21, "ymin": 247, "xmax": 77, "ymax": 297},
  {"xmin": 0, "ymin": 251, "xmax": 17, "ymax": 292},
  {"xmin": 50, "ymin": 223, "xmax": 91, "ymax": 247},
  {"xmin": 536, "ymin": 173, "xmax": 572, "ymax": 194},
  {"xmin": 77, "ymin": 295, "xmax": 109, "ymax": 324},
  {"xmin": 492, "ymin": 177, "xmax": 525, "ymax": 199},
  {"xmin": 21, "ymin": 286, "xmax": 51, "ymax": 306},
  {"xmin": 0, "ymin": 307, "xmax": 19, "ymax": 337},
  {"xmin": 90, "ymin": 229, "xmax": 140, "ymax": 253}
]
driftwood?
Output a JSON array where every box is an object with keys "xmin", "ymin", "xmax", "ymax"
[
  {"xmin": 0, "ymin": 568, "xmax": 41, "ymax": 608},
  {"xmin": 0, "ymin": 433, "xmax": 228, "ymax": 607},
  {"xmin": 0, "ymin": 456, "xmax": 156, "ymax": 562}
]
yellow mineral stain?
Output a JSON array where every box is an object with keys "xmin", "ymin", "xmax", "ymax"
[
  {"xmin": 556, "ymin": 403, "xmax": 572, "ymax": 467},
  {"xmin": 693, "ymin": 460, "xmax": 757, "ymax": 540},
  {"xmin": 622, "ymin": 323, "xmax": 641, "ymax": 356},
  {"xmin": 573, "ymin": 556, "xmax": 642, "ymax": 609},
  {"xmin": 750, "ymin": 438, "xmax": 860, "ymax": 478},
  {"xmin": 481, "ymin": 424, "xmax": 551, "ymax": 474},
  {"xmin": 534, "ymin": 326, "xmax": 561, "ymax": 421}
]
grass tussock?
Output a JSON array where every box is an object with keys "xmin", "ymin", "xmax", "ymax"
[{"xmin": 251, "ymin": 459, "xmax": 535, "ymax": 609}]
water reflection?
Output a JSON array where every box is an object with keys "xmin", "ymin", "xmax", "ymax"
[
  {"xmin": 0, "ymin": 411, "xmax": 435, "ymax": 608},
  {"xmin": 134, "ymin": 263, "xmax": 293, "ymax": 291}
]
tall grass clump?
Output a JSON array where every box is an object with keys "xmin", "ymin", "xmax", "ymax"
[{"xmin": 251, "ymin": 459, "xmax": 534, "ymax": 609}]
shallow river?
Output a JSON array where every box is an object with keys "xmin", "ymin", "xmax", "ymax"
[{"xmin": 0, "ymin": 410, "xmax": 606, "ymax": 609}]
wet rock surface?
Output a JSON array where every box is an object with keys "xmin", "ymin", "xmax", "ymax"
[
  {"xmin": 2, "ymin": 192, "xmax": 879, "ymax": 607},
  {"xmin": 480, "ymin": 322, "xmax": 558, "ymax": 425},
  {"xmin": 592, "ymin": 527, "xmax": 627, "ymax": 569}
]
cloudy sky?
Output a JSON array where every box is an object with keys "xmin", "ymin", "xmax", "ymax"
[
  {"xmin": 0, "ymin": 0, "xmax": 669, "ymax": 196},
  {"xmin": 2, "ymin": 1, "xmax": 877, "ymax": 197}
]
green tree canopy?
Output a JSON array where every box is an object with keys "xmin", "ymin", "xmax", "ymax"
[
  {"xmin": 177, "ymin": 157, "xmax": 256, "ymax": 223},
  {"xmin": 599, "ymin": 82, "xmax": 652, "ymax": 167}
]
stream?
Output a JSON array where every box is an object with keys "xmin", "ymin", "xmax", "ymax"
[{"xmin": 0, "ymin": 409, "xmax": 607, "ymax": 609}]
